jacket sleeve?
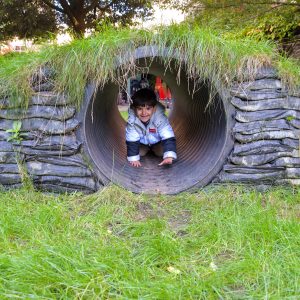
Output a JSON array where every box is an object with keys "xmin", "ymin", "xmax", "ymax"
[
  {"xmin": 161, "ymin": 137, "xmax": 177, "ymax": 159},
  {"xmin": 157, "ymin": 116, "xmax": 177, "ymax": 160},
  {"xmin": 125, "ymin": 124, "xmax": 141, "ymax": 161}
]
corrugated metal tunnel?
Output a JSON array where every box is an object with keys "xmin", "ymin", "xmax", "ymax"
[{"xmin": 80, "ymin": 55, "xmax": 235, "ymax": 194}]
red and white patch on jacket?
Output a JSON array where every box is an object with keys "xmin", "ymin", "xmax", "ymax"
[{"xmin": 149, "ymin": 128, "xmax": 156, "ymax": 133}]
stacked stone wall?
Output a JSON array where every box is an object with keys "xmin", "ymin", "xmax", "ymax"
[
  {"xmin": 218, "ymin": 71, "xmax": 300, "ymax": 185},
  {"xmin": 0, "ymin": 66, "xmax": 299, "ymax": 193},
  {"xmin": 0, "ymin": 72, "xmax": 100, "ymax": 193}
]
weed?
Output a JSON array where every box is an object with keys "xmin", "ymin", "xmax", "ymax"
[
  {"xmin": 15, "ymin": 154, "xmax": 35, "ymax": 191},
  {"xmin": 5, "ymin": 120, "xmax": 34, "ymax": 190},
  {"xmin": 285, "ymin": 115, "xmax": 295, "ymax": 122},
  {"xmin": 5, "ymin": 120, "xmax": 27, "ymax": 144}
]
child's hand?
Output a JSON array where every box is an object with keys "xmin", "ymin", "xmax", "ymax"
[
  {"xmin": 158, "ymin": 157, "xmax": 173, "ymax": 166},
  {"xmin": 130, "ymin": 160, "xmax": 142, "ymax": 167}
]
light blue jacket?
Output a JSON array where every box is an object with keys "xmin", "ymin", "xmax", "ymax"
[{"xmin": 125, "ymin": 103, "xmax": 177, "ymax": 161}]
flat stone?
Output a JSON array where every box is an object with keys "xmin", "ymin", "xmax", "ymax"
[
  {"xmin": 232, "ymin": 96, "xmax": 300, "ymax": 111},
  {"xmin": 26, "ymin": 154, "xmax": 87, "ymax": 167},
  {"xmin": 33, "ymin": 175, "xmax": 97, "ymax": 191},
  {"xmin": 0, "ymin": 105, "xmax": 76, "ymax": 121},
  {"xmin": 0, "ymin": 130, "xmax": 10, "ymax": 141},
  {"xmin": 230, "ymin": 89, "xmax": 286, "ymax": 101},
  {"xmin": 0, "ymin": 141, "xmax": 14, "ymax": 152},
  {"xmin": 273, "ymin": 157, "xmax": 300, "ymax": 167},
  {"xmin": 242, "ymin": 66, "xmax": 278, "ymax": 80},
  {"xmin": 31, "ymin": 92, "xmax": 70, "ymax": 106},
  {"xmin": 286, "ymin": 168, "xmax": 300, "ymax": 178},
  {"xmin": 235, "ymin": 130, "xmax": 299, "ymax": 142},
  {"xmin": 21, "ymin": 148, "xmax": 79, "ymax": 157},
  {"xmin": 223, "ymin": 164, "xmax": 284, "ymax": 173},
  {"xmin": 232, "ymin": 79, "xmax": 282, "ymax": 91},
  {"xmin": 0, "ymin": 93, "xmax": 71, "ymax": 109},
  {"xmin": 0, "ymin": 163, "xmax": 19, "ymax": 174},
  {"xmin": 230, "ymin": 150, "xmax": 298, "ymax": 166},
  {"xmin": 290, "ymin": 119, "xmax": 300, "ymax": 129},
  {"xmin": 26, "ymin": 161, "xmax": 92, "ymax": 177},
  {"xmin": 0, "ymin": 118, "xmax": 79, "ymax": 134},
  {"xmin": 21, "ymin": 134, "xmax": 80, "ymax": 151},
  {"xmin": 0, "ymin": 173, "xmax": 22, "ymax": 185},
  {"xmin": 233, "ymin": 119, "xmax": 292, "ymax": 134},
  {"xmin": 282, "ymin": 138, "xmax": 299, "ymax": 149},
  {"xmin": 1, "ymin": 134, "xmax": 81, "ymax": 156},
  {"xmin": 0, "ymin": 183, "xmax": 23, "ymax": 190},
  {"xmin": 0, "ymin": 152, "xmax": 17, "ymax": 163},
  {"xmin": 34, "ymin": 183, "xmax": 96, "ymax": 194},
  {"xmin": 236, "ymin": 109, "xmax": 300, "ymax": 123},
  {"xmin": 218, "ymin": 171, "xmax": 285, "ymax": 183},
  {"xmin": 233, "ymin": 140, "xmax": 292, "ymax": 156}
]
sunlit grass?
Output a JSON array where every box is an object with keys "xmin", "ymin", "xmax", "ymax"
[
  {"xmin": 1, "ymin": 24, "xmax": 299, "ymax": 109},
  {"xmin": 0, "ymin": 185, "xmax": 299, "ymax": 298},
  {"xmin": 119, "ymin": 110, "xmax": 128, "ymax": 121}
]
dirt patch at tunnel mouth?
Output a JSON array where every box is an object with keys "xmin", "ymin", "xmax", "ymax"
[{"xmin": 134, "ymin": 202, "xmax": 191, "ymax": 235}]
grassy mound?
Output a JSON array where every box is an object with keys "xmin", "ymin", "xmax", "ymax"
[{"xmin": 0, "ymin": 24, "xmax": 299, "ymax": 108}]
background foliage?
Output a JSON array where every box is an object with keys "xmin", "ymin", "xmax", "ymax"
[
  {"xmin": 163, "ymin": 0, "xmax": 300, "ymax": 57},
  {"xmin": 0, "ymin": 0, "xmax": 58, "ymax": 41},
  {"xmin": 0, "ymin": 0, "xmax": 155, "ymax": 39}
]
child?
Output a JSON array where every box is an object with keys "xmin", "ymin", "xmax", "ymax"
[{"xmin": 126, "ymin": 88, "xmax": 177, "ymax": 167}]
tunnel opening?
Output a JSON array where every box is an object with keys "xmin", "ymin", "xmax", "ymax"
[
  {"xmin": 80, "ymin": 56, "xmax": 234, "ymax": 194},
  {"xmin": 117, "ymin": 73, "xmax": 174, "ymax": 121}
]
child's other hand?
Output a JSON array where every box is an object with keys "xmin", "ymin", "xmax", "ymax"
[
  {"xmin": 158, "ymin": 157, "xmax": 173, "ymax": 166},
  {"xmin": 130, "ymin": 160, "xmax": 142, "ymax": 167}
]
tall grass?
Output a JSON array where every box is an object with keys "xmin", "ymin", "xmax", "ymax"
[
  {"xmin": 0, "ymin": 24, "xmax": 299, "ymax": 109},
  {"xmin": 0, "ymin": 185, "xmax": 299, "ymax": 298}
]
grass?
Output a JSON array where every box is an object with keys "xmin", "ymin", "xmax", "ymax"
[
  {"xmin": 119, "ymin": 110, "xmax": 128, "ymax": 121},
  {"xmin": 0, "ymin": 184, "xmax": 299, "ymax": 299},
  {"xmin": 0, "ymin": 23, "xmax": 300, "ymax": 109}
]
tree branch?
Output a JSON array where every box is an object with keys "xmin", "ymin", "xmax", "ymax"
[
  {"xmin": 84, "ymin": 0, "xmax": 100, "ymax": 14},
  {"xmin": 39, "ymin": 0, "xmax": 65, "ymax": 13}
]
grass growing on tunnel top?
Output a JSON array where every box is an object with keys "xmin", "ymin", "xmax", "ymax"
[
  {"xmin": 0, "ymin": 184, "xmax": 299, "ymax": 299},
  {"xmin": 0, "ymin": 23, "xmax": 300, "ymax": 108}
]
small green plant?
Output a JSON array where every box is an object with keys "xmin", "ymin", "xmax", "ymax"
[
  {"xmin": 17, "ymin": 158, "xmax": 35, "ymax": 191},
  {"xmin": 285, "ymin": 115, "xmax": 295, "ymax": 122},
  {"xmin": 6, "ymin": 120, "xmax": 27, "ymax": 144}
]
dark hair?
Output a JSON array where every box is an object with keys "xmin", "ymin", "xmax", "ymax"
[{"xmin": 131, "ymin": 88, "xmax": 157, "ymax": 108}]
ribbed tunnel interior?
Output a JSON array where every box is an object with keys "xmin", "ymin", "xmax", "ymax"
[{"xmin": 81, "ymin": 58, "xmax": 234, "ymax": 194}]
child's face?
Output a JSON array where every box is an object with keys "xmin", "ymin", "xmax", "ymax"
[{"xmin": 135, "ymin": 105, "xmax": 156, "ymax": 123}]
